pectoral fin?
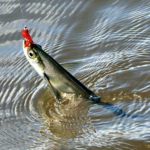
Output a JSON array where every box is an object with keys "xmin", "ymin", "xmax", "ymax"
[{"xmin": 43, "ymin": 73, "xmax": 61, "ymax": 101}]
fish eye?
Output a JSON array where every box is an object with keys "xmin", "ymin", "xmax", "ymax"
[{"xmin": 28, "ymin": 50, "xmax": 36, "ymax": 59}]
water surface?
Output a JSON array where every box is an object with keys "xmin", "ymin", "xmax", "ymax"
[{"xmin": 0, "ymin": 0, "xmax": 150, "ymax": 149}]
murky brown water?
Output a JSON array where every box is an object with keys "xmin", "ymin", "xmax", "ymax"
[{"xmin": 0, "ymin": 0, "xmax": 150, "ymax": 149}]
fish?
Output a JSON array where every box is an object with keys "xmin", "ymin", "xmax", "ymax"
[
  {"xmin": 22, "ymin": 27, "xmax": 138, "ymax": 119},
  {"xmin": 22, "ymin": 27, "xmax": 101, "ymax": 103}
]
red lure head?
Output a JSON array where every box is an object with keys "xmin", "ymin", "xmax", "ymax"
[{"xmin": 21, "ymin": 27, "xmax": 34, "ymax": 47}]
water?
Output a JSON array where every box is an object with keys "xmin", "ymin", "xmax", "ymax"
[{"xmin": 0, "ymin": 0, "xmax": 150, "ymax": 149}]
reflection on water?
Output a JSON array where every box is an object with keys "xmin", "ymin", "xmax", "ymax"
[{"xmin": 0, "ymin": 0, "xmax": 150, "ymax": 149}]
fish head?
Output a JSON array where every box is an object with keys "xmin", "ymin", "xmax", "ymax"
[
  {"xmin": 23, "ymin": 41, "xmax": 45, "ymax": 77},
  {"xmin": 22, "ymin": 27, "xmax": 46, "ymax": 77}
]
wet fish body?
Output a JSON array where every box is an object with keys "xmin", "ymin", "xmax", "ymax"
[{"xmin": 23, "ymin": 43, "xmax": 100, "ymax": 103}]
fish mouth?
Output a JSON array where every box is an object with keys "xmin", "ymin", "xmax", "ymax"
[
  {"xmin": 23, "ymin": 40, "xmax": 27, "ymax": 49},
  {"xmin": 22, "ymin": 40, "xmax": 32, "ymax": 57},
  {"xmin": 22, "ymin": 40, "xmax": 28, "ymax": 55},
  {"xmin": 23, "ymin": 40, "xmax": 25, "ymax": 48},
  {"xmin": 23, "ymin": 40, "xmax": 34, "ymax": 49}
]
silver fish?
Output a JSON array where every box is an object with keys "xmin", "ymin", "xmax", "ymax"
[{"xmin": 23, "ymin": 42, "xmax": 100, "ymax": 103}]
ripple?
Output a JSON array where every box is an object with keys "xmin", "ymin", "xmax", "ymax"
[
  {"xmin": 0, "ymin": 0, "xmax": 150, "ymax": 149},
  {"xmin": 33, "ymin": 86, "xmax": 95, "ymax": 139}
]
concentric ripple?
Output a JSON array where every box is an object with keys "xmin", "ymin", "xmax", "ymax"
[{"xmin": 0, "ymin": 0, "xmax": 150, "ymax": 149}]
